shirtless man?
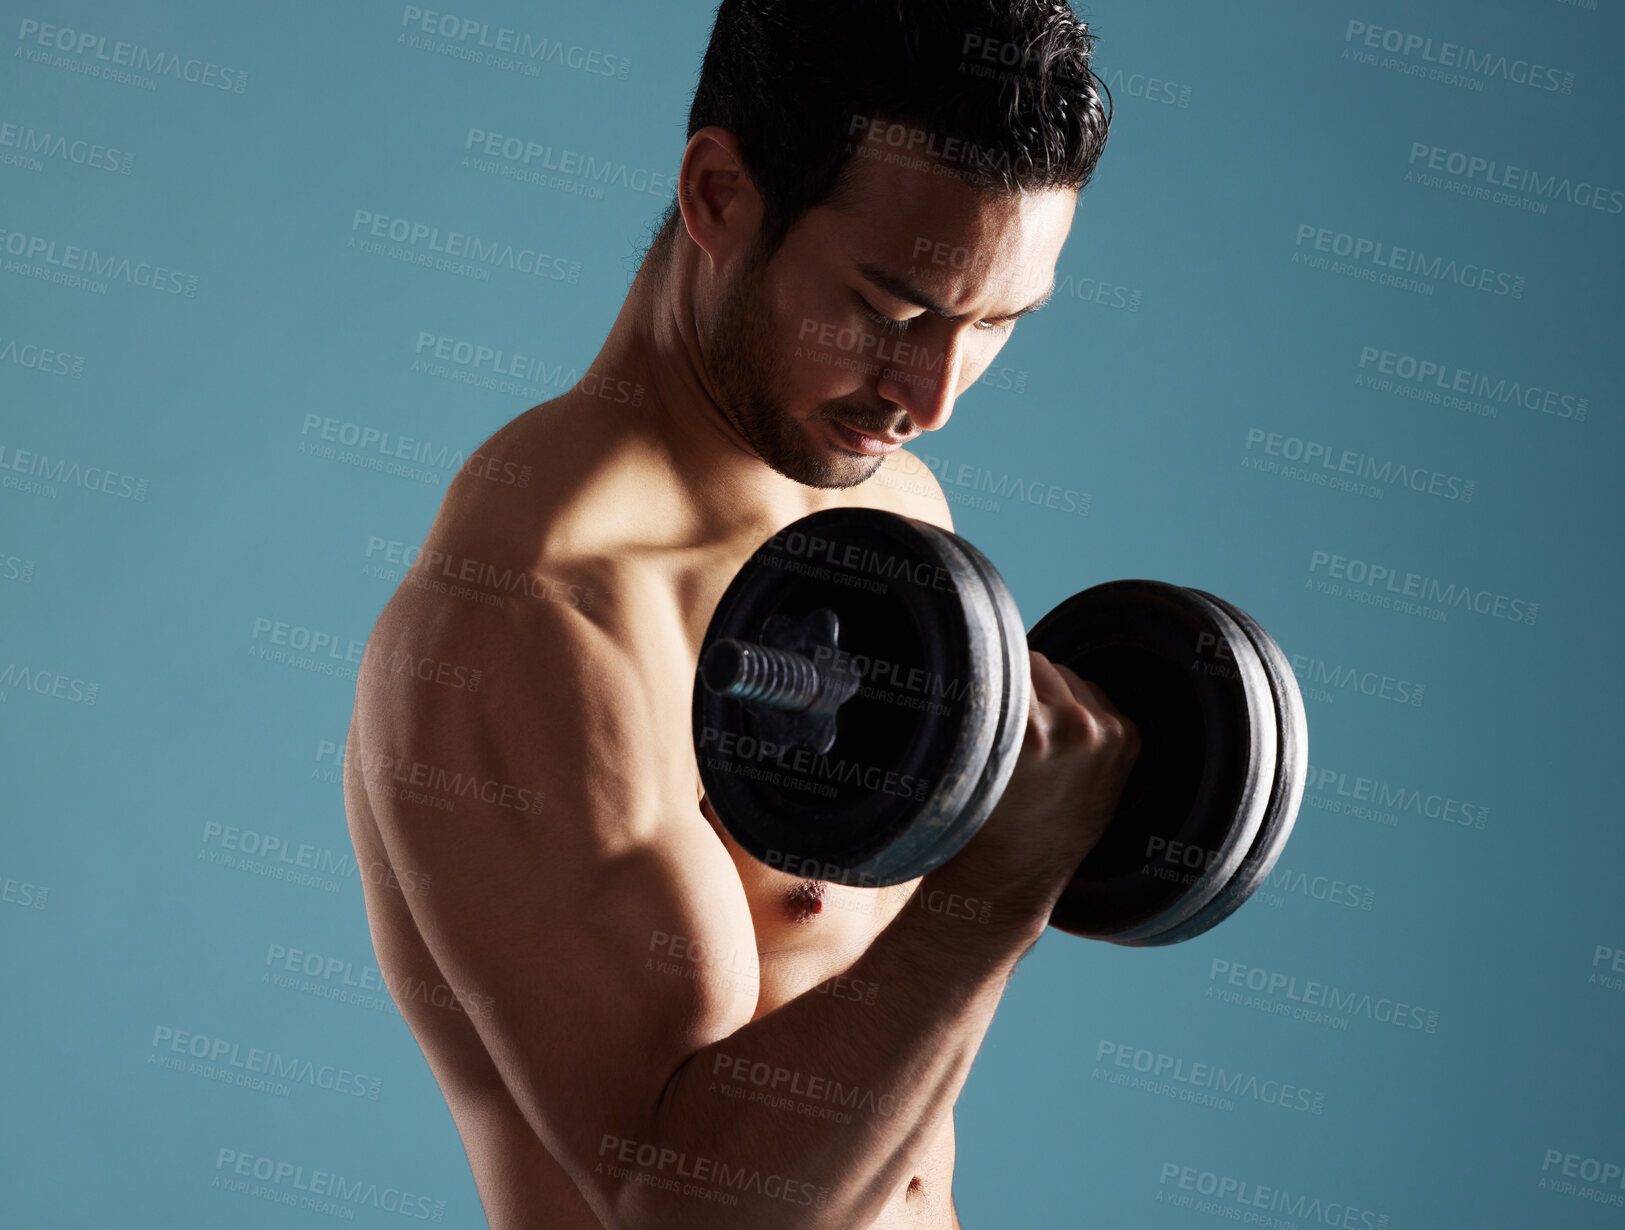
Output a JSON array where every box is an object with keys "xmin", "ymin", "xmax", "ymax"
[{"xmin": 343, "ymin": 2, "xmax": 1134, "ymax": 1225}]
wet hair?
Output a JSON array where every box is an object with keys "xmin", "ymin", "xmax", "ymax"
[{"xmin": 646, "ymin": 0, "xmax": 1112, "ymax": 265}]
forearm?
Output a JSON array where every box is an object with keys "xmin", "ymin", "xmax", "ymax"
[{"xmin": 620, "ymin": 880, "xmax": 1044, "ymax": 1230}]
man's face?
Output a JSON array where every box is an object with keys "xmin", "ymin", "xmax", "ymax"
[{"xmin": 706, "ymin": 133, "xmax": 1077, "ymax": 490}]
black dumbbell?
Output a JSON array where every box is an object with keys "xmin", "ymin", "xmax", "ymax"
[{"xmin": 692, "ymin": 507, "xmax": 1306, "ymax": 946}]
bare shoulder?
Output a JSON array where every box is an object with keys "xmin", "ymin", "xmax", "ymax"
[
  {"xmin": 862, "ymin": 446, "xmax": 955, "ymax": 534},
  {"xmin": 343, "ymin": 524, "xmax": 759, "ymax": 1187},
  {"xmin": 352, "ymin": 527, "xmax": 695, "ymax": 854},
  {"xmin": 346, "ymin": 393, "xmax": 690, "ymax": 850}
]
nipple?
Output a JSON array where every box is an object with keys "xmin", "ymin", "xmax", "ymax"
[{"xmin": 783, "ymin": 879, "xmax": 827, "ymax": 924}]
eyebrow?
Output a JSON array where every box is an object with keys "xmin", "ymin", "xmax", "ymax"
[{"xmin": 856, "ymin": 261, "xmax": 1054, "ymax": 323}]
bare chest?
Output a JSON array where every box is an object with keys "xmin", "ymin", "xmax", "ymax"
[{"xmin": 696, "ymin": 791, "xmax": 917, "ymax": 1019}]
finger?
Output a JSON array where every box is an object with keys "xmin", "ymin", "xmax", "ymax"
[
  {"xmin": 1033, "ymin": 653, "xmax": 1125, "ymax": 721},
  {"xmin": 1027, "ymin": 649, "xmax": 1081, "ymax": 708}
]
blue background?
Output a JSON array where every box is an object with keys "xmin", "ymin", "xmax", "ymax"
[{"xmin": 3, "ymin": 0, "xmax": 1621, "ymax": 1225}]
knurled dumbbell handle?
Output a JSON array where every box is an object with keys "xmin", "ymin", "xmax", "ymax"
[{"xmin": 700, "ymin": 639, "xmax": 824, "ymax": 711}]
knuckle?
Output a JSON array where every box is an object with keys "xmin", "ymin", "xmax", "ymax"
[
  {"xmin": 1021, "ymin": 708, "xmax": 1053, "ymax": 755},
  {"xmin": 1053, "ymin": 699, "xmax": 1096, "ymax": 742}
]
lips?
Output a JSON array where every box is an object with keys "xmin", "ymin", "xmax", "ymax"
[{"xmin": 830, "ymin": 419, "xmax": 909, "ymax": 452}]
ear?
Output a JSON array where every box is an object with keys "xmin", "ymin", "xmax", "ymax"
[{"xmin": 676, "ymin": 126, "xmax": 765, "ymax": 274}]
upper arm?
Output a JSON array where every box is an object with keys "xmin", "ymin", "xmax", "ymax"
[{"xmin": 345, "ymin": 582, "xmax": 758, "ymax": 1221}]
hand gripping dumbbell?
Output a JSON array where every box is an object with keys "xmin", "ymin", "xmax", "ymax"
[{"xmin": 691, "ymin": 508, "xmax": 1307, "ymax": 946}]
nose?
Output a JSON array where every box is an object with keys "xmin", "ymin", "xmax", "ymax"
[{"xmin": 875, "ymin": 328, "xmax": 963, "ymax": 435}]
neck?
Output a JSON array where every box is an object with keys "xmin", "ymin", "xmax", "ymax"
[{"xmin": 577, "ymin": 231, "xmax": 857, "ymax": 546}]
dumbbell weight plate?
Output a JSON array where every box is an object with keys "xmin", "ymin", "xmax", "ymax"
[
  {"xmin": 903, "ymin": 525, "xmax": 1032, "ymax": 879},
  {"xmin": 1136, "ymin": 591, "xmax": 1308, "ymax": 945},
  {"xmin": 1031, "ymin": 582, "xmax": 1277, "ymax": 944},
  {"xmin": 694, "ymin": 508, "xmax": 1018, "ymax": 887}
]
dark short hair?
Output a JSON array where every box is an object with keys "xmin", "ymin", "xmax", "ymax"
[{"xmin": 650, "ymin": 0, "xmax": 1111, "ymax": 264}]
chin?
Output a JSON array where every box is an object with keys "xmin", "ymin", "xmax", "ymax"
[
  {"xmin": 819, "ymin": 460, "xmax": 886, "ymax": 491},
  {"xmin": 750, "ymin": 413, "xmax": 888, "ymax": 490},
  {"xmin": 770, "ymin": 453, "xmax": 873, "ymax": 491}
]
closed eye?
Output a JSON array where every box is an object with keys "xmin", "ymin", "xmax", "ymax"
[
  {"xmin": 858, "ymin": 299, "xmax": 913, "ymax": 336},
  {"xmin": 857, "ymin": 297, "xmax": 1013, "ymax": 335}
]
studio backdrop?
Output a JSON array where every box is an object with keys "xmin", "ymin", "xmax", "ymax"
[{"xmin": 2, "ymin": 0, "xmax": 1621, "ymax": 1225}]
